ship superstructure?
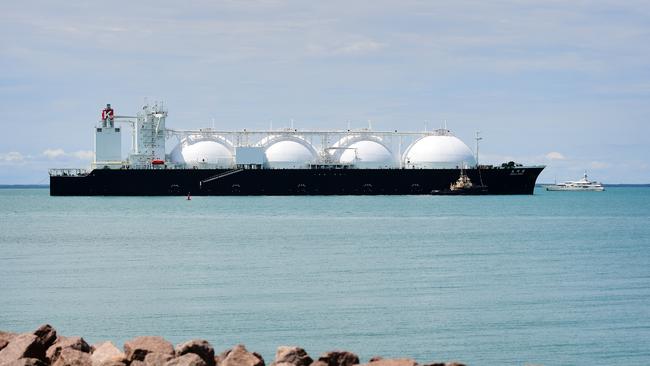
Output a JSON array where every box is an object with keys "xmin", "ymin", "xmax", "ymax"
[{"xmin": 49, "ymin": 102, "xmax": 545, "ymax": 196}]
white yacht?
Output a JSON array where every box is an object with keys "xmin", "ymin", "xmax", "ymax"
[{"xmin": 546, "ymin": 172, "xmax": 605, "ymax": 191}]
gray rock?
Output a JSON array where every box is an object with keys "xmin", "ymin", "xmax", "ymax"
[
  {"xmin": 51, "ymin": 348, "xmax": 92, "ymax": 366},
  {"xmin": 90, "ymin": 342, "xmax": 126, "ymax": 366},
  {"xmin": 46, "ymin": 336, "xmax": 91, "ymax": 363},
  {"xmin": 219, "ymin": 345, "xmax": 264, "ymax": 366},
  {"xmin": 175, "ymin": 340, "xmax": 215, "ymax": 366},
  {"xmin": 313, "ymin": 352, "xmax": 359, "ymax": 366},
  {"xmin": 165, "ymin": 353, "xmax": 207, "ymax": 366},
  {"xmin": 143, "ymin": 352, "xmax": 174, "ymax": 365},
  {"xmin": 124, "ymin": 336, "xmax": 174, "ymax": 362},
  {"xmin": 271, "ymin": 346, "xmax": 312, "ymax": 366}
]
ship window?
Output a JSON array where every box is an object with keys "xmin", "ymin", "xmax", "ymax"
[
  {"xmin": 115, "ymin": 128, "xmax": 120, "ymax": 132},
  {"xmin": 96, "ymin": 128, "xmax": 102, "ymax": 132}
]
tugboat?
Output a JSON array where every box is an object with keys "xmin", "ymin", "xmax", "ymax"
[{"xmin": 432, "ymin": 168, "xmax": 488, "ymax": 195}]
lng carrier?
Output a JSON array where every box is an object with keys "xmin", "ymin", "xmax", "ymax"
[{"xmin": 49, "ymin": 102, "xmax": 545, "ymax": 196}]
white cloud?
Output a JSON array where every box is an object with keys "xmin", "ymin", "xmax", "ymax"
[
  {"xmin": 545, "ymin": 151, "xmax": 566, "ymax": 160},
  {"xmin": 307, "ymin": 39, "xmax": 386, "ymax": 57},
  {"xmin": 335, "ymin": 40, "xmax": 386, "ymax": 55},
  {"xmin": 590, "ymin": 161, "xmax": 611, "ymax": 169},
  {"xmin": 70, "ymin": 150, "xmax": 94, "ymax": 160},
  {"xmin": 42, "ymin": 149, "xmax": 93, "ymax": 160},
  {"xmin": 0, "ymin": 151, "xmax": 25, "ymax": 162},
  {"xmin": 42, "ymin": 148, "xmax": 66, "ymax": 159}
]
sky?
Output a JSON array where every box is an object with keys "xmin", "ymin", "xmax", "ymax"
[{"xmin": 1, "ymin": 0, "xmax": 649, "ymax": 183}]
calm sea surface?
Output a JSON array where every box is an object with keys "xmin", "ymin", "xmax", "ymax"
[{"xmin": 1, "ymin": 188, "xmax": 649, "ymax": 365}]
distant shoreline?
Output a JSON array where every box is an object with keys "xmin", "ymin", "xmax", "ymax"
[
  {"xmin": 537, "ymin": 183, "xmax": 650, "ymax": 187},
  {"xmin": 0, "ymin": 185, "xmax": 50, "ymax": 189},
  {"xmin": 2, "ymin": 184, "xmax": 650, "ymax": 189}
]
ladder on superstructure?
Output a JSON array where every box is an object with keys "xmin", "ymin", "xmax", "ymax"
[{"xmin": 199, "ymin": 168, "xmax": 244, "ymax": 188}]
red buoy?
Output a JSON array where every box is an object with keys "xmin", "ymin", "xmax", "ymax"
[{"xmin": 152, "ymin": 159, "xmax": 165, "ymax": 165}]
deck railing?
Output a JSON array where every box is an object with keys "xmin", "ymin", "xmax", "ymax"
[{"xmin": 48, "ymin": 169, "xmax": 90, "ymax": 177}]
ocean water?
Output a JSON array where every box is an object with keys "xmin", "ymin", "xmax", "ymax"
[{"xmin": 1, "ymin": 188, "xmax": 649, "ymax": 366}]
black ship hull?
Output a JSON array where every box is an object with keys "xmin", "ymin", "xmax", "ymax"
[{"xmin": 50, "ymin": 166, "xmax": 544, "ymax": 196}]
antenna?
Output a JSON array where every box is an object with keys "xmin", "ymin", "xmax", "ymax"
[
  {"xmin": 270, "ymin": 120, "xmax": 273, "ymax": 130},
  {"xmin": 347, "ymin": 120, "xmax": 351, "ymax": 130},
  {"xmin": 444, "ymin": 119, "xmax": 448, "ymax": 130},
  {"xmin": 212, "ymin": 118, "xmax": 215, "ymax": 129},
  {"xmin": 368, "ymin": 119, "xmax": 372, "ymax": 130},
  {"xmin": 424, "ymin": 120, "xmax": 428, "ymax": 132},
  {"xmin": 291, "ymin": 119, "xmax": 294, "ymax": 130},
  {"xmin": 475, "ymin": 131, "xmax": 483, "ymax": 167}
]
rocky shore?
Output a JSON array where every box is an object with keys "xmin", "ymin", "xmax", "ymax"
[{"xmin": 0, "ymin": 325, "xmax": 465, "ymax": 366}]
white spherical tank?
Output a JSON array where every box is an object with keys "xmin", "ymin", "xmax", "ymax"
[
  {"xmin": 403, "ymin": 135, "xmax": 476, "ymax": 168},
  {"xmin": 259, "ymin": 136, "xmax": 317, "ymax": 168},
  {"xmin": 170, "ymin": 135, "xmax": 234, "ymax": 167},
  {"xmin": 337, "ymin": 139, "xmax": 395, "ymax": 168}
]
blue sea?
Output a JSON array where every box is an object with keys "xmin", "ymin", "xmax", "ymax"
[{"xmin": 1, "ymin": 187, "xmax": 649, "ymax": 365}]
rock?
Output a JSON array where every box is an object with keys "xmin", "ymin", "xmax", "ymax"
[
  {"xmin": 94, "ymin": 362, "xmax": 127, "ymax": 366},
  {"xmin": 358, "ymin": 359, "xmax": 417, "ymax": 366},
  {"xmin": 0, "ymin": 358, "xmax": 47, "ymax": 366},
  {"xmin": 271, "ymin": 346, "xmax": 312, "ymax": 366},
  {"xmin": 215, "ymin": 348, "xmax": 230, "ymax": 366},
  {"xmin": 175, "ymin": 340, "xmax": 215, "ymax": 366},
  {"xmin": 124, "ymin": 336, "xmax": 174, "ymax": 362},
  {"xmin": 32, "ymin": 325, "xmax": 57, "ymax": 351},
  {"xmin": 0, "ymin": 325, "xmax": 58, "ymax": 362},
  {"xmin": 51, "ymin": 348, "xmax": 92, "ymax": 366},
  {"xmin": 0, "ymin": 324, "xmax": 56, "ymax": 362},
  {"xmin": 313, "ymin": 352, "xmax": 359, "ymax": 366},
  {"xmin": 166, "ymin": 353, "xmax": 207, "ymax": 366},
  {"xmin": 144, "ymin": 352, "xmax": 174, "ymax": 365},
  {"xmin": 90, "ymin": 342, "xmax": 126, "ymax": 365},
  {"xmin": 46, "ymin": 336, "xmax": 91, "ymax": 363},
  {"xmin": 219, "ymin": 345, "xmax": 264, "ymax": 366},
  {"xmin": 0, "ymin": 334, "xmax": 40, "ymax": 362},
  {"xmin": 0, "ymin": 332, "xmax": 17, "ymax": 352}
]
